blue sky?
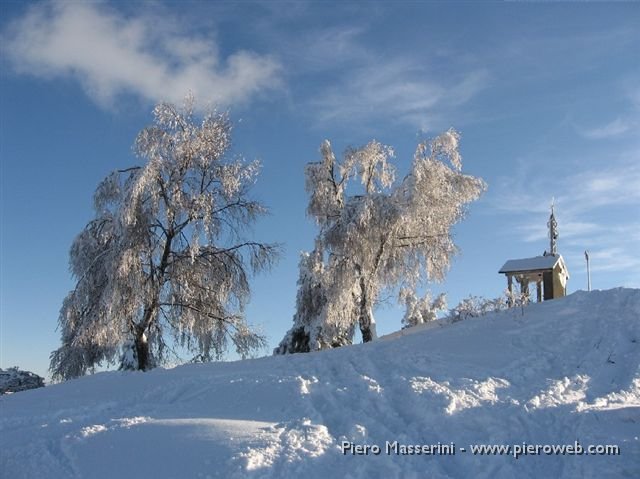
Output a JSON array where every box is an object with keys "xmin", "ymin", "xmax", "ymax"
[{"xmin": 1, "ymin": 1, "xmax": 638, "ymax": 379}]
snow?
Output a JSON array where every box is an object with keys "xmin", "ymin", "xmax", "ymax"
[
  {"xmin": 2, "ymin": 288, "xmax": 639, "ymax": 478},
  {"xmin": 499, "ymin": 254, "xmax": 563, "ymax": 273}
]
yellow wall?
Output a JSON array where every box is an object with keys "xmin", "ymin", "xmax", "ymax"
[{"xmin": 552, "ymin": 263, "xmax": 567, "ymax": 298}]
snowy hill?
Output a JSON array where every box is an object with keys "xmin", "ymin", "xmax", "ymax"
[{"xmin": 1, "ymin": 288, "xmax": 639, "ymax": 479}]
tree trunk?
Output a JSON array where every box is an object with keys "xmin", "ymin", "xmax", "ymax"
[
  {"xmin": 134, "ymin": 328, "xmax": 150, "ymax": 371},
  {"xmin": 131, "ymin": 228, "xmax": 171, "ymax": 370},
  {"xmin": 358, "ymin": 276, "xmax": 377, "ymax": 343},
  {"xmin": 359, "ymin": 312, "xmax": 376, "ymax": 343}
]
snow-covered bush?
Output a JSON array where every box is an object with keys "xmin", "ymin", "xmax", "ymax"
[
  {"xmin": 447, "ymin": 295, "xmax": 507, "ymax": 323},
  {"xmin": 0, "ymin": 367, "xmax": 45, "ymax": 395},
  {"xmin": 401, "ymin": 290, "xmax": 448, "ymax": 328},
  {"xmin": 505, "ymin": 285, "xmax": 530, "ymax": 316}
]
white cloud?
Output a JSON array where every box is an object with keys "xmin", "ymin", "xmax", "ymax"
[
  {"xmin": 1, "ymin": 1, "xmax": 281, "ymax": 109},
  {"xmin": 625, "ymin": 80, "xmax": 640, "ymax": 111},
  {"xmin": 580, "ymin": 118, "xmax": 633, "ymax": 139},
  {"xmin": 558, "ymin": 162, "xmax": 640, "ymax": 213},
  {"xmin": 567, "ymin": 247, "xmax": 640, "ymax": 274},
  {"xmin": 311, "ymin": 59, "xmax": 488, "ymax": 131},
  {"xmin": 492, "ymin": 151, "xmax": 640, "ymax": 277},
  {"xmin": 495, "ymin": 156, "xmax": 640, "ymax": 216},
  {"xmin": 518, "ymin": 221, "xmax": 601, "ymax": 244},
  {"xmin": 288, "ymin": 22, "xmax": 489, "ymax": 131},
  {"xmin": 290, "ymin": 26, "xmax": 369, "ymax": 71}
]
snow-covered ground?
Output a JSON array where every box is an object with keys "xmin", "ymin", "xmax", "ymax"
[{"xmin": 1, "ymin": 288, "xmax": 639, "ymax": 478}]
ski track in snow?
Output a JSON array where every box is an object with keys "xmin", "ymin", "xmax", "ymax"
[{"xmin": 1, "ymin": 288, "xmax": 639, "ymax": 478}]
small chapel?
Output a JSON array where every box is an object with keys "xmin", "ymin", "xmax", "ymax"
[{"xmin": 499, "ymin": 204, "xmax": 570, "ymax": 303}]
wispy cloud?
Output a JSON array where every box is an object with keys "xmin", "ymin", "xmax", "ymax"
[
  {"xmin": 286, "ymin": 26, "xmax": 369, "ymax": 72},
  {"xmin": 290, "ymin": 23, "xmax": 489, "ymax": 131},
  {"xmin": 558, "ymin": 161, "xmax": 640, "ymax": 213},
  {"xmin": 517, "ymin": 221, "xmax": 601, "ymax": 244},
  {"xmin": 630, "ymin": 86, "xmax": 640, "ymax": 110},
  {"xmin": 580, "ymin": 118, "xmax": 633, "ymax": 139},
  {"xmin": 495, "ymin": 157, "xmax": 640, "ymax": 216},
  {"xmin": 566, "ymin": 246, "xmax": 640, "ymax": 275},
  {"xmin": 312, "ymin": 60, "xmax": 488, "ymax": 131},
  {"xmin": 1, "ymin": 1, "xmax": 281, "ymax": 109},
  {"xmin": 493, "ymin": 150, "xmax": 640, "ymax": 277}
]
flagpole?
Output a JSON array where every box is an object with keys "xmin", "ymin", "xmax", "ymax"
[{"xmin": 585, "ymin": 250, "xmax": 591, "ymax": 292}]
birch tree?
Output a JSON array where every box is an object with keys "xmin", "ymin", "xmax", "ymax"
[
  {"xmin": 276, "ymin": 129, "xmax": 485, "ymax": 353},
  {"xmin": 51, "ymin": 99, "xmax": 278, "ymax": 380}
]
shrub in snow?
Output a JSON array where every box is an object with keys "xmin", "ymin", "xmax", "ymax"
[
  {"xmin": 50, "ymin": 97, "xmax": 278, "ymax": 380},
  {"xmin": 401, "ymin": 290, "xmax": 448, "ymax": 328},
  {"xmin": 446, "ymin": 295, "xmax": 508, "ymax": 323},
  {"xmin": 505, "ymin": 285, "xmax": 531, "ymax": 314},
  {"xmin": 0, "ymin": 367, "xmax": 45, "ymax": 395},
  {"xmin": 276, "ymin": 129, "xmax": 485, "ymax": 354}
]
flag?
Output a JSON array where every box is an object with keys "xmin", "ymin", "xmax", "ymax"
[{"xmin": 584, "ymin": 250, "xmax": 589, "ymax": 261}]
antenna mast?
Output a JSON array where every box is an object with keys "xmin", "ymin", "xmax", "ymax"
[{"xmin": 547, "ymin": 199, "xmax": 558, "ymax": 255}]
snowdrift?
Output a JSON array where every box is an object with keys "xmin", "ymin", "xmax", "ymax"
[{"xmin": 1, "ymin": 288, "xmax": 639, "ymax": 478}]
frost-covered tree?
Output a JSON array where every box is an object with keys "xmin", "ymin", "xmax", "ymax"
[
  {"xmin": 275, "ymin": 248, "xmax": 329, "ymax": 354},
  {"xmin": 50, "ymin": 98, "xmax": 278, "ymax": 380},
  {"xmin": 276, "ymin": 129, "xmax": 486, "ymax": 353}
]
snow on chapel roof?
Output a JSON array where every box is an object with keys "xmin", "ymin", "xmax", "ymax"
[{"xmin": 498, "ymin": 254, "xmax": 562, "ymax": 274}]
